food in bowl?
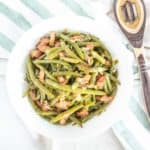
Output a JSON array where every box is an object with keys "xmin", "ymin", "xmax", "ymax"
[{"xmin": 24, "ymin": 30, "xmax": 119, "ymax": 127}]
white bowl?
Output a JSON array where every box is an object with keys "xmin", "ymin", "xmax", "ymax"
[{"xmin": 6, "ymin": 16, "xmax": 133, "ymax": 142}]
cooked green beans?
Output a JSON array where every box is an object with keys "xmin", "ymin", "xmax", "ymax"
[
  {"xmin": 26, "ymin": 57, "xmax": 54, "ymax": 99},
  {"xmin": 51, "ymin": 104, "xmax": 84, "ymax": 123},
  {"xmin": 25, "ymin": 30, "xmax": 119, "ymax": 126},
  {"xmin": 46, "ymin": 79, "xmax": 106, "ymax": 95}
]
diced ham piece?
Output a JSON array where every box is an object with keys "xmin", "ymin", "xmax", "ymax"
[
  {"xmin": 55, "ymin": 41, "xmax": 60, "ymax": 47},
  {"xmin": 59, "ymin": 114, "xmax": 69, "ymax": 125},
  {"xmin": 100, "ymin": 95, "xmax": 113, "ymax": 102},
  {"xmin": 77, "ymin": 109, "xmax": 89, "ymax": 118},
  {"xmin": 38, "ymin": 70, "xmax": 45, "ymax": 83},
  {"xmin": 40, "ymin": 37, "xmax": 49, "ymax": 45},
  {"xmin": 77, "ymin": 74, "xmax": 91, "ymax": 85},
  {"xmin": 55, "ymin": 101, "xmax": 70, "ymax": 110},
  {"xmin": 41, "ymin": 101, "xmax": 50, "ymax": 111},
  {"xmin": 36, "ymin": 37, "xmax": 50, "ymax": 52},
  {"xmin": 96, "ymin": 74, "xmax": 105, "ymax": 89},
  {"xmin": 37, "ymin": 44, "xmax": 49, "ymax": 52},
  {"xmin": 30, "ymin": 50, "xmax": 42, "ymax": 58},
  {"xmin": 57, "ymin": 76, "xmax": 67, "ymax": 84},
  {"xmin": 96, "ymin": 95, "xmax": 113, "ymax": 103},
  {"xmin": 49, "ymin": 32, "xmax": 56, "ymax": 46},
  {"xmin": 86, "ymin": 43, "xmax": 94, "ymax": 51},
  {"xmin": 36, "ymin": 100, "xmax": 50, "ymax": 111},
  {"xmin": 29, "ymin": 91, "xmax": 37, "ymax": 101}
]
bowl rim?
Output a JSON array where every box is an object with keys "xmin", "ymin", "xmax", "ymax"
[{"xmin": 6, "ymin": 15, "xmax": 133, "ymax": 141}]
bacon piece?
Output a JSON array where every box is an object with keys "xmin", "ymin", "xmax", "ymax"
[
  {"xmin": 38, "ymin": 70, "xmax": 45, "ymax": 83},
  {"xmin": 30, "ymin": 50, "xmax": 42, "ymax": 58},
  {"xmin": 40, "ymin": 37, "xmax": 49, "ymax": 45},
  {"xmin": 36, "ymin": 100, "xmax": 50, "ymax": 111},
  {"xmin": 57, "ymin": 76, "xmax": 67, "ymax": 85},
  {"xmin": 55, "ymin": 101, "xmax": 70, "ymax": 110},
  {"xmin": 96, "ymin": 74, "xmax": 105, "ymax": 89},
  {"xmin": 49, "ymin": 32, "xmax": 56, "ymax": 46},
  {"xmin": 77, "ymin": 109, "xmax": 89, "ymax": 118},
  {"xmin": 29, "ymin": 91, "xmax": 37, "ymax": 101},
  {"xmin": 100, "ymin": 95, "xmax": 113, "ymax": 102},
  {"xmin": 96, "ymin": 95, "xmax": 113, "ymax": 103},
  {"xmin": 77, "ymin": 74, "xmax": 91, "ymax": 85},
  {"xmin": 37, "ymin": 44, "xmax": 49, "ymax": 52},
  {"xmin": 59, "ymin": 114, "xmax": 69, "ymax": 125},
  {"xmin": 86, "ymin": 43, "xmax": 94, "ymax": 51}
]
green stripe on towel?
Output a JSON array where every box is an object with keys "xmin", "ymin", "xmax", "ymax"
[
  {"xmin": 128, "ymin": 97, "xmax": 150, "ymax": 130},
  {"xmin": 113, "ymin": 121, "xmax": 144, "ymax": 150},
  {"xmin": 0, "ymin": 2, "xmax": 31, "ymax": 30},
  {"xmin": 61, "ymin": 0, "xmax": 93, "ymax": 19},
  {"xmin": 21, "ymin": 0, "xmax": 53, "ymax": 19},
  {"xmin": 0, "ymin": 32, "xmax": 15, "ymax": 51}
]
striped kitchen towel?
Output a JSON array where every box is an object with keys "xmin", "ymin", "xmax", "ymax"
[{"xmin": 0, "ymin": 0, "xmax": 150, "ymax": 149}]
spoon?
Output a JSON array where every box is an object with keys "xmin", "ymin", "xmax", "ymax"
[{"xmin": 114, "ymin": 0, "xmax": 150, "ymax": 117}]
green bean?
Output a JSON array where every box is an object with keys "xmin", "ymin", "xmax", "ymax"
[
  {"xmin": 89, "ymin": 67, "xmax": 107, "ymax": 73},
  {"xmin": 85, "ymin": 99, "xmax": 95, "ymax": 109},
  {"xmin": 27, "ymin": 57, "xmax": 54, "ymax": 99},
  {"xmin": 72, "ymin": 82, "xmax": 79, "ymax": 90},
  {"xmin": 90, "ymin": 72, "xmax": 97, "ymax": 85},
  {"xmin": 45, "ymin": 48, "xmax": 62, "ymax": 59},
  {"xmin": 106, "ymin": 74, "xmax": 112, "ymax": 92},
  {"xmin": 72, "ymin": 43, "xmax": 85, "ymax": 60},
  {"xmin": 109, "ymin": 74, "xmax": 120, "ymax": 84},
  {"xmin": 77, "ymin": 64, "xmax": 107, "ymax": 74},
  {"xmin": 35, "ymin": 90, "xmax": 41, "ymax": 100},
  {"xmin": 35, "ymin": 64, "xmax": 56, "ymax": 81},
  {"xmin": 91, "ymin": 51, "xmax": 106, "ymax": 64},
  {"xmin": 28, "ymin": 96, "xmax": 56, "ymax": 116},
  {"xmin": 51, "ymin": 104, "xmax": 84, "ymax": 123},
  {"xmin": 40, "ymin": 92, "xmax": 45, "ymax": 103},
  {"xmin": 103, "ymin": 49, "xmax": 112, "ymax": 60},
  {"xmin": 77, "ymin": 64, "xmax": 89, "ymax": 73},
  {"xmin": 82, "ymin": 103, "xmax": 108, "ymax": 123},
  {"xmin": 28, "ymin": 96, "xmax": 41, "ymax": 112},
  {"xmin": 77, "ymin": 41, "xmax": 101, "ymax": 47},
  {"xmin": 92, "ymin": 95, "xmax": 96, "ymax": 103},
  {"xmin": 52, "ymin": 71, "xmax": 80, "ymax": 76},
  {"xmin": 68, "ymin": 31, "xmax": 81, "ymax": 36},
  {"xmin": 110, "ymin": 85, "xmax": 117, "ymax": 97},
  {"xmin": 33, "ymin": 59, "xmax": 72, "ymax": 70},
  {"xmin": 38, "ymin": 54, "xmax": 46, "ymax": 60},
  {"xmin": 59, "ymin": 33, "xmax": 85, "ymax": 60},
  {"xmin": 39, "ymin": 111, "xmax": 57, "ymax": 116},
  {"xmin": 103, "ymin": 80, "xmax": 109, "ymax": 94},
  {"xmin": 61, "ymin": 57, "xmax": 80, "ymax": 64},
  {"xmin": 46, "ymin": 79, "xmax": 106, "ymax": 95},
  {"xmin": 90, "ymin": 35, "xmax": 108, "ymax": 50},
  {"xmin": 61, "ymin": 41, "xmax": 83, "ymax": 62},
  {"xmin": 90, "ymin": 35, "xmax": 112, "ymax": 60},
  {"xmin": 25, "ymin": 69, "xmax": 31, "ymax": 83},
  {"xmin": 45, "ymin": 47, "xmax": 60, "ymax": 55},
  {"xmin": 50, "ymin": 95, "xmax": 61, "ymax": 106},
  {"xmin": 70, "ymin": 116, "xmax": 82, "ymax": 127},
  {"xmin": 22, "ymin": 88, "xmax": 28, "ymax": 97}
]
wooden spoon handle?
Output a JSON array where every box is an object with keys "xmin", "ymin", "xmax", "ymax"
[{"xmin": 137, "ymin": 54, "xmax": 150, "ymax": 117}]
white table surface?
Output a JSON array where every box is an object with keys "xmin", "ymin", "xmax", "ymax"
[{"xmin": 1, "ymin": 0, "xmax": 150, "ymax": 149}]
